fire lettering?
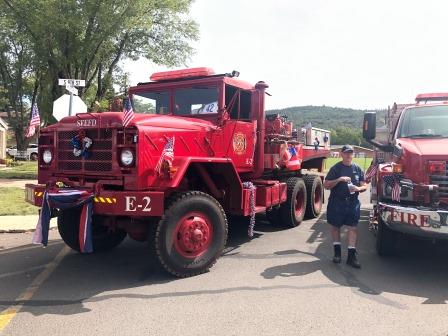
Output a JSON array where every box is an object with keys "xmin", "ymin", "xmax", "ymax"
[
  {"xmin": 391, "ymin": 209, "xmax": 399, "ymax": 222},
  {"xmin": 420, "ymin": 215, "xmax": 430, "ymax": 228},
  {"xmin": 407, "ymin": 213, "xmax": 417, "ymax": 226}
]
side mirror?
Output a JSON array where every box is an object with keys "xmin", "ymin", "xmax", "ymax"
[{"xmin": 363, "ymin": 112, "xmax": 376, "ymax": 140}]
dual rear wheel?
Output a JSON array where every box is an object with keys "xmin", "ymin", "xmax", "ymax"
[{"xmin": 266, "ymin": 175, "xmax": 323, "ymax": 227}]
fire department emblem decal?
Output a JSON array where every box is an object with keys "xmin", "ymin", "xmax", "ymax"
[{"xmin": 233, "ymin": 132, "xmax": 247, "ymax": 155}]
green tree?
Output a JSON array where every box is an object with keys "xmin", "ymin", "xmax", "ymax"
[
  {"xmin": 0, "ymin": 13, "xmax": 39, "ymax": 150},
  {"xmin": 0, "ymin": 0, "xmax": 198, "ymax": 148},
  {"xmin": 330, "ymin": 126, "xmax": 372, "ymax": 148}
]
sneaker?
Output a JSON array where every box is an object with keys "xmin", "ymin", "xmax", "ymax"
[{"xmin": 347, "ymin": 249, "xmax": 361, "ymax": 269}]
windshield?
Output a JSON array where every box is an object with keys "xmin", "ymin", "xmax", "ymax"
[
  {"xmin": 132, "ymin": 91, "xmax": 169, "ymax": 115},
  {"xmin": 397, "ymin": 106, "xmax": 448, "ymax": 138},
  {"xmin": 131, "ymin": 86, "xmax": 219, "ymax": 116}
]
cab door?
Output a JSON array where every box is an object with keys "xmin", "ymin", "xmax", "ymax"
[
  {"xmin": 222, "ymin": 120, "xmax": 256, "ymax": 172},
  {"xmin": 218, "ymin": 86, "xmax": 256, "ymax": 172}
]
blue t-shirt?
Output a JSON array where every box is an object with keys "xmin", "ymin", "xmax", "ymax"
[{"xmin": 325, "ymin": 162, "xmax": 365, "ymax": 199}]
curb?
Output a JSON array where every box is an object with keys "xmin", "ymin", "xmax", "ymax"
[{"xmin": 0, "ymin": 227, "xmax": 57, "ymax": 234}]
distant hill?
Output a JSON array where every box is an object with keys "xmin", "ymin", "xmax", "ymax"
[{"xmin": 266, "ymin": 105, "xmax": 387, "ymax": 131}]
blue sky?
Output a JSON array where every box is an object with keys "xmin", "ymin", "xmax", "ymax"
[{"xmin": 124, "ymin": 0, "xmax": 448, "ymax": 110}]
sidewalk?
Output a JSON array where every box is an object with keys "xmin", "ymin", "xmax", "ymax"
[
  {"xmin": 0, "ymin": 215, "xmax": 57, "ymax": 233},
  {"xmin": 0, "ymin": 179, "xmax": 37, "ymax": 189}
]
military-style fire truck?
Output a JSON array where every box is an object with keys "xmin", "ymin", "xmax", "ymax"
[
  {"xmin": 25, "ymin": 67, "xmax": 329, "ymax": 277},
  {"xmin": 363, "ymin": 93, "xmax": 448, "ymax": 255}
]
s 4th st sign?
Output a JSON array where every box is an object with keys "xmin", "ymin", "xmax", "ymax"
[{"xmin": 58, "ymin": 79, "xmax": 86, "ymax": 87}]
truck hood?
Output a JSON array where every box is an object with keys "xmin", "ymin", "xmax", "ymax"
[
  {"xmin": 397, "ymin": 138, "xmax": 448, "ymax": 183},
  {"xmin": 398, "ymin": 138, "xmax": 448, "ymax": 159},
  {"xmin": 57, "ymin": 112, "xmax": 217, "ymax": 132}
]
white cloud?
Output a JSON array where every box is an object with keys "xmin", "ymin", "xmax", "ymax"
[{"xmin": 124, "ymin": 0, "xmax": 448, "ymax": 110}]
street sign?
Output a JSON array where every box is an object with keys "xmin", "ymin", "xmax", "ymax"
[
  {"xmin": 58, "ymin": 79, "xmax": 85, "ymax": 87},
  {"xmin": 53, "ymin": 94, "xmax": 87, "ymax": 121},
  {"xmin": 58, "ymin": 78, "xmax": 86, "ymax": 116},
  {"xmin": 65, "ymin": 84, "xmax": 78, "ymax": 96}
]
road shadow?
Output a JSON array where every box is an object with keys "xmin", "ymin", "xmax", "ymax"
[
  {"xmin": 261, "ymin": 209, "xmax": 448, "ymax": 304},
  {"xmin": 3, "ymin": 206, "xmax": 448, "ymax": 319},
  {"xmin": 0, "ymin": 214, "xmax": 284, "ymax": 317}
]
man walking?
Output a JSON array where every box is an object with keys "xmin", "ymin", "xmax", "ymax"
[{"xmin": 324, "ymin": 145, "xmax": 367, "ymax": 268}]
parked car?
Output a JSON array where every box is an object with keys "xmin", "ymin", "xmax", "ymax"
[{"xmin": 6, "ymin": 144, "xmax": 39, "ymax": 160}]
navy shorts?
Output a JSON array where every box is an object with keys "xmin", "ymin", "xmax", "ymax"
[{"xmin": 327, "ymin": 197, "xmax": 361, "ymax": 228}]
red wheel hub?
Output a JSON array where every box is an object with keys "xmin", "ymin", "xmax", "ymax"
[
  {"xmin": 173, "ymin": 212, "xmax": 213, "ymax": 258},
  {"xmin": 294, "ymin": 190, "xmax": 305, "ymax": 217}
]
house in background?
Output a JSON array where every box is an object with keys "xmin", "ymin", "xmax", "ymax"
[
  {"xmin": 330, "ymin": 145, "xmax": 374, "ymax": 158},
  {"xmin": 0, "ymin": 117, "xmax": 8, "ymax": 160}
]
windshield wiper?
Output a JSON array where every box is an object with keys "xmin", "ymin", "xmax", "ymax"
[{"xmin": 403, "ymin": 134, "xmax": 447, "ymax": 138}]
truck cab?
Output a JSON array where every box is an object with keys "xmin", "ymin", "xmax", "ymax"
[{"xmin": 363, "ymin": 93, "xmax": 448, "ymax": 255}]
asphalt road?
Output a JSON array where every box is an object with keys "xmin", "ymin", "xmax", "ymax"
[{"xmin": 1, "ymin": 190, "xmax": 448, "ymax": 336}]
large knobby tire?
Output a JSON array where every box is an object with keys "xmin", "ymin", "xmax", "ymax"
[
  {"xmin": 280, "ymin": 177, "xmax": 307, "ymax": 228},
  {"xmin": 58, "ymin": 207, "xmax": 127, "ymax": 253},
  {"xmin": 304, "ymin": 175, "xmax": 323, "ymax": 219},
  {"xmin": 151, "ymin": 191, "xmax": 228, "ymax": 278},
  {"xmin": 376, "ymin": 218, "xmax": 397, "ymax": 256}
]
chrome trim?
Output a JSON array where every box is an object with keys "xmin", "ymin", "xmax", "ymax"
[{"xmin": 379, "ymin": 202, "xmax": 448, "ymax": 238}]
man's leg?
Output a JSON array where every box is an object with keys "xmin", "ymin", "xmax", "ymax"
[
  {"xmin": 347, "ymin": 226, "xmax": 357, "ymax": 247},
  {"xmin": 331, "ymin": 226, "xmax": 342, "ymax": 263},
  {"xmin": 346, "ymin": 226, "xmax": 361, "ymax": 268},
  {"xmin": 331, "ymin": 226, "xmax": 341, "ymax": 243}
]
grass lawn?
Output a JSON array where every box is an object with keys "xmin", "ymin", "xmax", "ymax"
[
  {"xmin": 0, "ymin": 161, "xmax": 38, "ymax": 179},
  {"xmin": 324, "ymin": 157, "xmax": 372, "ymax": 172},
  {"xmin": 0, "ymin": 187, "xmax": 38, "ymax": 216}
]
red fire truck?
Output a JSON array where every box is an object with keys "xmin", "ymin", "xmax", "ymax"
[
  {"xmin": 25, "ymin": 67, "xmax": 329, "ymax": 277},
  {"xmin": 363, "ymin": 93, "xmax": 448, "ymax": 255}
]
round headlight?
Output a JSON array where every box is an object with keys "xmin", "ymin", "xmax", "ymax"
[
  {"xmin": 120, "ymin": 149, "xmax": 134, "ymax": 166},
  {"xmin": 42, "ymin": 150, "xmax": 52, "ymax": 164}
]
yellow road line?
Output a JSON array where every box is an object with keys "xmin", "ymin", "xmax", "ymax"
[{"xmin": 0, "ymin": 246, "xmax": 70, "ymax": 333}]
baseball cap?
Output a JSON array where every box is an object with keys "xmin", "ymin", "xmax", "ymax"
[{"xmin": 341, "ymin": 145, "xmax": 354, "ymax": 153}]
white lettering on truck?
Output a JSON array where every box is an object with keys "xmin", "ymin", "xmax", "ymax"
[
  {"xmin": 125, "ymin": 196, "xmax": 137, "ymax": 212},
  {"xmin": 76, "ymin": 119, "xmax": 97, "ymax": 127},
  {"xmin": 125, "ymin": 196, "xmax": 152, "ymax": 212}
]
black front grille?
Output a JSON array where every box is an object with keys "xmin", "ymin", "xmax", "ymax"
[
  {"xmin": 85, "ymin": 162, "xmax": 112, "ymax": 172},
  {"xmin": 57, "ymin": 129, "xmax": 113, "ymax": 173},
  {"xmin": 58, "ymin": 161, "xmax": 82, "ymax": 171},
  {"xmin": 430, "ymin": 161, "xmax": 448, "ymax": 198}
]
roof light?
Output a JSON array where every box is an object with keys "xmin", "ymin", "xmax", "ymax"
[
  {"xmin": 150, "ymin": 67, "xmax": 215, "ymax": 81},
  {"xmin": 415, "ymin": 93, "xmax": 448, "ymax": 103}
]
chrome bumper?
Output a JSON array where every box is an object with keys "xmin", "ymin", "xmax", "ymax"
[{"xmin": 379, "ymin": 202, "xmax": 448, "ymax": 239}]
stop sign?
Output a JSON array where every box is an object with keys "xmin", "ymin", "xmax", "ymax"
[{"xmin": 53, "ymin": 94, "xmax": 87, "ymax": 121}]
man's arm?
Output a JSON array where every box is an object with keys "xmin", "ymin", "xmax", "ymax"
[
  {"xmin": 324, "ymin": 176, "xmax": 351, "ymax": 190},
  {"xmin": 354, "ymin": 181, "xmax": 368, "ymax": 193}
]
